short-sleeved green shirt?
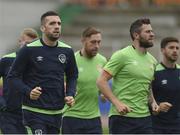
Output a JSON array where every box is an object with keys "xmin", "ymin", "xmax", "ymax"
[
  {"xmin": 63, "ymin": 51, "xmax": 107, "ymax": 118},
  {"xmin": 104, "ymin": 46, "xmax": 157, "ymax": 117}
]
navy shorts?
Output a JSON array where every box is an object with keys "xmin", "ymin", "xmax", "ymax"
[
  {"xmin": 0, "ymin": 111, "xmax": 27, "ymax": 134},
  {"xmin": 109, "ymin": 115, "xmax": 153, "ymax": 134},
  {"xmin": 153, "ymin": 127, "xmax": 180, "ymax": 134},
  {"xmin": 29, "ymin": 122, "xmax": 60, "ymax": 134},
  {"xmin": 62, "ymin": 116, "xmax": 102, "ymax": 134},
  {"xmin": 23, "ymin": 110, "xmax": 62, "ymax": 134}
]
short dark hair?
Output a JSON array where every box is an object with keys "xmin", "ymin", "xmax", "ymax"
[
  {"xmin": 82, "ymin": 26, "xmax": 101, "ymax": 38},
  {"xmin": 161, "ymin": 37, "xmax": 179, "ymax": 48},
  {"xmin": 130, "ymin": 18, "xmax": 151, "ymax": 40},
  {"xmin": 41, "ymin": 11, "xmax": 59, "ymax": 25}
]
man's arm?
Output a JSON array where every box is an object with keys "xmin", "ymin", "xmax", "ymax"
[
  {"xmin": 7, "ymin": 47, "xmax": 32, "ymax": 96},
  {"xmin": 0, "ymin": 96, "xmax": 6, "ymax": 111},
  {"xmin": 65, "ymin": 49, "xmax": 78, "ymax": 106},
  {"xmin": 149, "ymin": 88, "xmax": 172, "ymax": 114},
  {"xmin": 148, "ymin": 88, "xmax": 159, "ymax": 114},
  {"xmin": 97, "ymin": 70, "xmax": 131, "ymax": 115},
  {"xmin": 0, "ymin": 58, "xmax": 6, "ymax": 110}
]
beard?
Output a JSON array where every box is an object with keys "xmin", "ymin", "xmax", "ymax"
[
  {"xmin": 165, "ymin": 54, "xmax": 178, "ymax": 63},
  {"xmin": 85, "ymin": 48, "xmax": 98, "ymax": 58},
  {"xmin": 139, "ymin": 37, "xmax": 153, "ymax": 48},
  {"xmin": 47, "ymin": 33, "xmax": 60, "ymax": 41},
  {"xmin": 86, "ymin": 50, "xmax": 97, "ymax": 58}
]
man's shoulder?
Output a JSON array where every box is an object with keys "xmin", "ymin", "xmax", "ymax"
[
  {"xmin": 155, "ymin": 63, "xmax": 165, "ymax": 72},
  {"xmin": 115, "ymin": 46, "xmax": 131, "ymax": 55},
  {"xmin": 26, "ymin": 39, "xmax": 42, "ymax": 47},
  {"xmin": 2, "ymin": 52, "xmax": 16, "ymax": 58},
  {"xmin": 0, "ymin": 52, "xmax": 16, "ymax": 65},
  {"xmin": 96, "ymin": 53, "xmax": 107, "ymax": 62},
  {"xmin": 57, "ymin": 41, "xmax": 71, "ymax": 49},
  {"xmin": 176, "ymin": 64, "xmax": 180, "ymax": 69},
  {"xmin": 146, "ymin": 52, "xmax": 157, "ymax": 64},
  {"xmin": 110, "ymin": 46, "xmax": 131, "ymax": 59}
]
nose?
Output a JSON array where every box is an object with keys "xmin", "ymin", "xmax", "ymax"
[
  {"xmin": 95, "ymin": 44, "xmax": 100, "ymax": 49},
  {"xmin": 150, "ymin": 31, "xmax": 155, "ymax": 37},
  {"xmin": 95, "ymin": 41, "xmax": 100, "ymax": 48},
  {"xmin": 54, "ymin": 23, "xmax": 60, "ymax": 29},
  {"xmin": 174, "ymin": 48, "xmax": 178, "ymax": 52}
]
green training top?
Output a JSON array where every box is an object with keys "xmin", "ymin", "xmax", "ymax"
[
  {"xmin": 104, "ymin": 46, "xmax": 157, "ymax": 118},
  {"xmin": 63, "ymin": 51, "xmax": 107, "ymax": 119}
]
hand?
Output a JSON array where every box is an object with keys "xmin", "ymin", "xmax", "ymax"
[
  {"xmin": 30, "ymin": 87, "xmax": 42, "ymax": 100},
  {"xmin": 159, "ymin": 102, "xmax": 172, "ymax": 112},
  {"xmin": 64, "ymin": 96, "xmax": 75, "ymax": 107},
  {"xmin": 151, "ymin": 101, "xmax": 160, "ymax": 115},
  {"xmin": 114, "ymin": 100, "xmax": 132, "ymax": 115}
]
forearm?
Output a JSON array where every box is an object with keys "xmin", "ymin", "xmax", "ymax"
[
  {"xmin": 148, "ymin": 88, "xmax": 160, "ymax": 114},
  {"xmin": 148, "ymin": 88, "xmax": 156, "ymax": 105},
  {"xmin": 66, "ymin": 77, "xmax": 77, "ymax": 97},
  {"xmin": 97, "ymin": 77, "xmax": 132, "ymax": 114},
  {"xmin": 97, "ymin": 78, "xmax": 119, "ymax": 105},
  {"xmin": 7, "ymin": 76, "xmax": 31, "ymax": 96},
  {"xmin": 65, "ymin": 49, "xmax": 78, "ymax": 97}
]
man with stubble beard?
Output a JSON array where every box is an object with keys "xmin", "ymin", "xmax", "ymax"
[
  {"xmin": 62, "ymin": 27, "xmax": 107, "ymax": 134},
  {"xmin": 97, "ymin": 18, "xmax": 159, "ymax": 134},
  {"xmin": 7, "ymin": 11, "xmax": 78, "ymax": 134},
  {"xmin": 152, "ymin": 37, "xmax": 180, "ymax": 134}
]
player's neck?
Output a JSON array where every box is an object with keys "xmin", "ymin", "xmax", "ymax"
[
  {"xmin": 162, "ymin": 59, "xmax": 176, "ymax": 68},
  {"xmin": 133, "ymin": 42, "xmax": 147, "ymax": 54},
  {"xmin": 80, "ymin": 48, "xmax": 88, "ymax": 57},
  {"xmin": 80, "ymin": 48, "xmax": 92, "ymax": 58},
  {"xmin": 42, "ymin": 36, "xmax": 58, "ymax": 47}
]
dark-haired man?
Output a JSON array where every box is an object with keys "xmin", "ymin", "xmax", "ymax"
[
  {"xmin": 97, "ymin": 18, "xmax": 159, "ymax": 134},
  {"xmin": 152, "ymin": 37, "xmax": 180, "ymax": 134},
  {"xmin": 7, "ymin": 11, "xmax": 78, "ymax": 134}
]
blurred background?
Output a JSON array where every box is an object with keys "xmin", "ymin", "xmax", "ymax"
[
  {"xmin": 0, "ymin": 0, "xmax": 180, "ymax": 133},
  {"xmin": 0, "ymin": 0, "xmax": 180, "ymax": 60}
]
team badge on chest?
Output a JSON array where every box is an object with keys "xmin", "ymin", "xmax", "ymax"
[
  {"xmin": 58, "ymin": 54, "xmax": 66, "ymax": 63},
  {"xmin": 161, "ymin": 79, "xmax": 167, "ymax": 85}
]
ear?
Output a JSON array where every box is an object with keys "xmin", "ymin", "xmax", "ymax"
[
  {"xmin": 133, "ymin": 32, "xmax": 139, "ymax": 40},
  {"xmin": 18, "ymin": 38, "xmax": 21, "ymax": 45},
  {"xmin": 40, "ymin": 25, "xmax": 45, "ymax": 32}
]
